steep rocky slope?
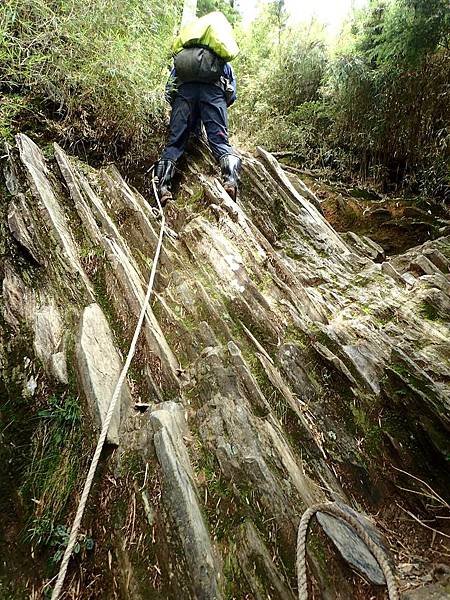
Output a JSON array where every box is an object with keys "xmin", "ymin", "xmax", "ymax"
[{"xmin": 1, "ymin": 134, "xmax": 449, "ymax": 599}]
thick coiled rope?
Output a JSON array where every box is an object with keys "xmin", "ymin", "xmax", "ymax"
[{"xmin": 297, "ymin": 503, "xmax": 399, "ymax": 600}]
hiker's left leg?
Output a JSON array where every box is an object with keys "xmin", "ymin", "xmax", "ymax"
[{"xmin": 161, "ymin": 87, "xmax": 194, "ymax": 162}]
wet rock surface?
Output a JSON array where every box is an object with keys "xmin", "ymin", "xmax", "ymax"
[
  {"xmin": 237, "ymin": 520, "xmax": 297, "ymax": 600},
  {"xmin": 1, "ymin": 134, "xmax": 449, "ymax": 599}
]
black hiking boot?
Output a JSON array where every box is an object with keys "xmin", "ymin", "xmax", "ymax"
[
  {"xmin": 154, "ymin": 159, "xmax": 176, "ymax": 206},
  {"xmin": 220, "ymin": 154, "xmax": 242, "ymax": 201}
]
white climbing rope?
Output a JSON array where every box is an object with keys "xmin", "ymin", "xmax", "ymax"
[
  {"xmin": 297, "ymin": 502, "xmax": 400, "ymax": 600},
  {"xmin": 51, "ymin": 170, "xmax": 165, "ymax": 600}
]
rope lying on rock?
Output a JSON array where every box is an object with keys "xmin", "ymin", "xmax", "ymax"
[
  {"xmin": 51, "ymin": 173, "xmax": 165, "ymax": 600},
  {"xmin": 297, "ymin": 502, "xmax": 400, "ymax": 600}
]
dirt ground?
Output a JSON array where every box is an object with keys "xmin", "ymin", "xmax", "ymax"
[{"xmin": 288, "ymin": 169, "xmax": 450, "ymax": 257}]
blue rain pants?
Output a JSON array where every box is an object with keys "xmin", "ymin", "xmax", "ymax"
[{"xmin": 161, "ymin": 82, "xmax": 234, "ymax": 162}]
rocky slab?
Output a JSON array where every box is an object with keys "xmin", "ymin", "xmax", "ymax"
[
  {"xmin": 317, "ymin": 502, "xmax": 387, "ymax": 586},
  {"xmin": 150, "ymin": 402, "xmax": 222, "ymax": 600},
  {"xmin": 16, "ymin": 133, "xmax": 94, "ymax": 298},
  {"xmin": 76, "ymin": 303, "xmax": 129, "ymax": 446}
]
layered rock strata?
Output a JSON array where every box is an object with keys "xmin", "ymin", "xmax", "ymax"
[{"xmin": 1, "ymin": 134, "xmax": 449, "ymax": 599}]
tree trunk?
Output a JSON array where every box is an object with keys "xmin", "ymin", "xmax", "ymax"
[{"xmin": 181, "ymin": 0, "xmax": 197, "ymax": 28}]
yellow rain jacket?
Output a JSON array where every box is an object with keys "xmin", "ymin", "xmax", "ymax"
[{"xmin": 172, "ymin": 11, "xmax": 240, "ymax": 61}]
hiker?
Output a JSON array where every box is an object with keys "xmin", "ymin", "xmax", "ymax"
[{"xmin": 154, "ymin": 12, "xmax": 242, "ymax": 205}]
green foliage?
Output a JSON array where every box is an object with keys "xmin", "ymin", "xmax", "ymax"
[
  {"xmin": 269, "ymin": 30, "xmax": 328, "ymax": 113},
  {"xmin": 37, "ymin": 393, "xmax": 80, "ymax": 428},
  {"xmin": 361, "ymin": 0, "xmax": 450, "ymax": 67},
  {"xmin": 1, "ymin": 0, "xmax": 448, "ymax": 199},
  {"xmin": 419, "ymin": 300, "xmax": 439, "ymax": 321},
  {"xmin": 197, "ymin": 0, "xmax": 240, "ymax": 25},
  {"xmin": 232, "ymin": 13, "xmax": 329, "ymax": 155},
  {"xmin": 0, "ymin": 0, "xmax": 180, "ymax": 149},
  {"xmin": 0, "ymin": 94, "xmax": 30, "ymax": 141},
  {"xmin": 22, "ymin": 394, "xmax": 84, "ymax": 549},
  {"xmin": 328, "ymin": 0, "xmax": 450, "ymax": 194},
  {"xmin": 233, "ymin": 0, "xmax": 449, "ymax": 201},
  {"xmin": 46, "ymin": 525, "xmax": 93, "ymax": 565}
]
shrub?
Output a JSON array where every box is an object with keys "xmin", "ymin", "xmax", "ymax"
[
  {"xmin": 328, "ymin": 0, "xmax": 450, "ymax": 196},
  {"xmin": 0, "ymin": 0, "xmax": 180, "ymax": 153},
  {"xmin": 232, "ymin": 0, "xmax": 449, "ymax": 201}
]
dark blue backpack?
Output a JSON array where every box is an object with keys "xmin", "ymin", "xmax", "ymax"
[{"xmin": 174, "ymin": 46, "xmax": 225, "ymax": 83}]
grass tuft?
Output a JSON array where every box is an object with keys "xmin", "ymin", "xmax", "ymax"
[{"xmin": 22, "ymin": 394, "xmax": 84, "ymax": 550}]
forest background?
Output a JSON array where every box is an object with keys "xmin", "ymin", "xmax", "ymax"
[{"xmin": 0, "ymin": 0, "xmax": 449, "ymax": 203}]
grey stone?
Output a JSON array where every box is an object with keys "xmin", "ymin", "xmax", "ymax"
[
  {"xmin": 50, "ymin": 351, "xmax": 68, "ymax": 385},
  {"xmin": 227, "ymin": 341, "xmax": 271, "ymax": 415},
  {"xmin": 264, "ymin": 416, "xmax": 320, "ymax": 507},
  {"xmin": 8, "ymin": 196, "xmax": 44, "ymax": 265},
  {"xmin": 317, "ymin": 503, "xmax": 387, "ymax": 586},
  {"xmin": 257, "ymin": 146, "xmax": 351, "ymax": 256},
  {"xmin": 390, "ymin": 236, "xmax": 450, "ymax": 275},
  {"xmin": 420, "ymin": 274, "xmax": 450, "ymax": 297},
  {"xmin": 286, "ymin": 171, "xmax": 323, "ymax": 212},
  {"xmin": 76, "ymin": 303, "xmax": 129, "ymax": 446},
  {"xmin": 5, "ymin": 135, "xmax": 450, "ymax": 598},
  {"xmin": 16, "ymin": 133, "xmax": 94, "ymax": 298},
  {"xmin": 2, "ymin": 263, "xmax": 36, "ymax": 329},
  {"xmin": 422, "ymin": 248, "xmax": 449, "ymax": 273},
  {"xmin": 362, "ymin": 235, "xmax": 385, "ymax": 261},
  {"xmin": 277, "ymin": 343, "xmax": 318, "ymax": 399},
  {"xmin": 403, "ymin": 271, "xmax": 418, "ymax": 286},
  {"xmin": 418, "ymin": 287, "xmax": 450, "ymax": 319},
  {"xmin": 237, "ymin": 520, "xmax": 296, "ymax": 600},
  {"xmin": 55, "ymin": 144, "xmax": 180, "ymax": 389},
  {"xmin": 381, "ymin": 261, "xmax": 405, "ymax": 285},
  {"xmin": 342, "ymin": 231, "xmax": 384, "ymax": 261},
  {"xmin": 3, "ymin": 142, "xmax": 20, "ymax": 195},
  {"xmin": 412, "ymin": 255, "xmax": 442, "ymax": 276},
  {"xmin": 342, "ymin": 342, "xmax": 381, "ymax": 395},
  {"xmin": 313, "ymin": 341, "xmax": 359, "ymax": 387},
  {"xmin": 150, "ymin": 402, "xmax": 222, "ymax": 600},
  {"xmin": 149, "ymin": 401, "xmax": 193, "ymax": 478},
  {"xmin": 403, "ymin": 575, "xmax": 450, "ymax": 600},
  {"xmin": 34, "ymin": 304, "xmax": 64, "ymax": 367}
]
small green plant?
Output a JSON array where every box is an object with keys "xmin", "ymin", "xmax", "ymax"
[
  {"xmin": 79, "ymin": 245, "xmax": 105, "ymax": 260},
  {"xmin": 0, "ymin": 94, "xmax": 31, "ymax": 141},
  {"xmin": 23, "ymin": 394, "xmax": 84, "ymax": 551},
  {"xmin": 37, "ymin": 394, "xmax": 80, "ymax": 428},
  {"xmin": 350, "ymin": 403, "xmax": 383, "ymax": 455},
  {"xmin": 48, "ymin": 525, "xmax": 94, "ymax": 564}
]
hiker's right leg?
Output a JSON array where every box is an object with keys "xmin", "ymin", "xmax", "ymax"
[
  {"xmin": 161, "ymin": 88, "xmax": 194, "ymax": 162},
  {"xmin": 219, "ymin": 154, "xmax": 242, "ymax": 201},
  {"xmin": 157, "ymin": 85, "xmax": 197, "ymax": 203},
  {"xmin": 153, "ymin": 159, "xmax": 176, "ymax": 205}
]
